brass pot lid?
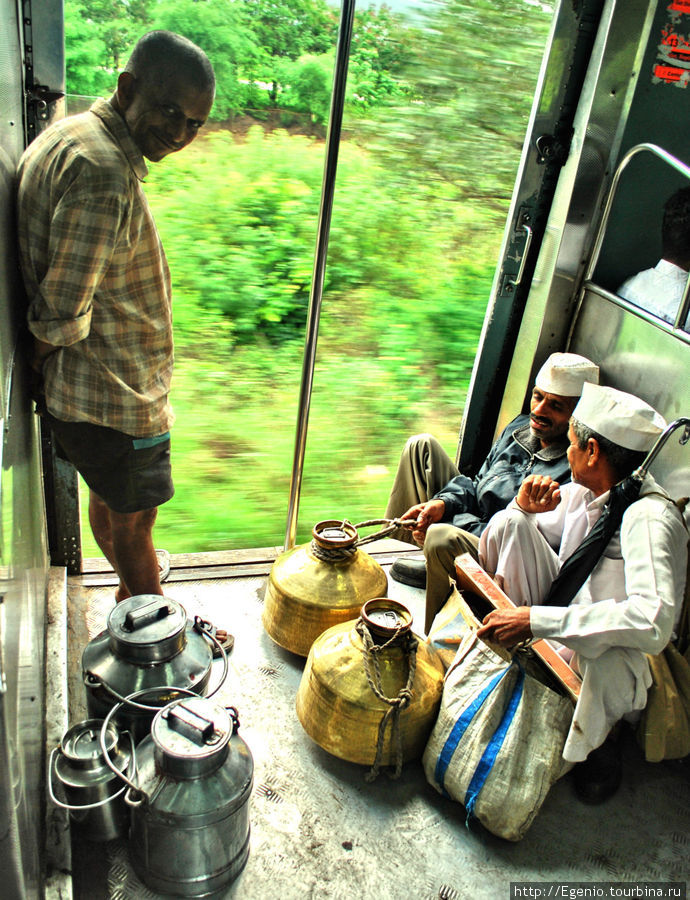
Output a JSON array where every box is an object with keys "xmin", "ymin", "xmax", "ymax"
[
  {"xmin": 360, "ymin": 598, "xmax": 413, "ymax": 644},
  {"xmin": 311, "ymin": 519, "xmax": 358, "ymax": 551}
]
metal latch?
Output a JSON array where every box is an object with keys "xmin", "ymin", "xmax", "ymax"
[{"xmin": 26, "ymin": 85, "xmax": 64, "ymax": 120}]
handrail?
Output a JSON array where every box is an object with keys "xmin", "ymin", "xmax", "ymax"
[{"xmin": 283, "ymin": 0, "xmax": 357, "ymax": 551}]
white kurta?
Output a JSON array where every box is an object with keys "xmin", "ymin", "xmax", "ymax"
[
  {"xmin": 479, "ymin": 475, "xmax": 687, "ymax": 762},
  {"xmin": 618, "ymin": 258, "xmax": 689, "ymax": 327}
]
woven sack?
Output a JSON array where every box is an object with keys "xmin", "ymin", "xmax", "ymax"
[
  {"xmin": 636, "ymin": 642, "xmax": 690, "ymax": 762},
  {"xmin": 426, "ymin": 583, "xmax": 510, "ymax": 670},
  {"xmin": 423, "ymin": 632, "xmax": 573, "ymax": 841},
  {"xmin": 636, "ymin": 527, "xmax": 690, "ymax": 762}
]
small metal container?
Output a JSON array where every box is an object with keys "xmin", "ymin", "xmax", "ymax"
[
  {"xmin": 82, "ymin": 595, "xmax": 213, "ymax": 742},
  {"xmin": 125, "ymin": 696, "xmax": 253, "ymax": 897},
  {"xmin": 49, "ymin": 718, "xmax": 132, "ymax": 841},
  {"xmin": 263, "ymin": 519, "xmax": 389, "ymax": 656}
]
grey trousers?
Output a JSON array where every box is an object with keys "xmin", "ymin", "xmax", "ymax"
[{"xmin": 384, "ymin": 433, "xmax": 480, "ymax": 632}]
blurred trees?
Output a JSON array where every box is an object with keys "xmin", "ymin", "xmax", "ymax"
[
  {"xmin": 147, "ymin": 129, "xmax": 490, "ymax": 407},
  {"xmin": 363, "ymin": 0, "xmax": 552, "ymax": 216},
  {"xmin": 63, "ymin": 0, "xmax": 413, "ymax": 120}
]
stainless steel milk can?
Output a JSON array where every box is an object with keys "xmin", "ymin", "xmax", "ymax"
[
  {"xmin": 82, "ymin": 595, "xmax": 213, "ymax": 741},
  {"xmin": 49, "ymin": 718, "xmax": 133, "ymax": 840},
  {"xmin": 118, "ymin": 696, "xmax": 254, "ymax": 897}
]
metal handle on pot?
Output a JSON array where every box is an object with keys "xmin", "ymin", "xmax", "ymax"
[
  {"xmin": 47, "ymin": 730, "xmax": 136, "ymax": 811},
  {"xmin": 193, "ymin": 617, "xmax": 230, "ymax": 693},
  {"xmin": 84, "ymin": 616, "xmax": 229, "ymax": 708},
  {"xmin": 99, "ymin": 685, "xmax": 198, "ymax": 803}
]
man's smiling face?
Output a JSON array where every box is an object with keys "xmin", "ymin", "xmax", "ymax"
[
  {"xmin": 119, "ymin": 71, "xmax": 214, "ymax": 162},
  {"xmin": 529, "ymin": 387, "xmax": 577, "ymax": 447}
]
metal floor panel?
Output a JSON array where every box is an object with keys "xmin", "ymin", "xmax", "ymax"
[{"xmin": 65, "ymin": 556, "xmax": 690, "ymax": 900}]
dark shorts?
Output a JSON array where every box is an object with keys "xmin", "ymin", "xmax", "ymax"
[{"xmin": 42, "ymin": 410, "xmax": 174, "ymax": 514}]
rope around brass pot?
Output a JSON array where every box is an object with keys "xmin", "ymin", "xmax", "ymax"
[
  {"xmin": 355, "ymin": 616, "xmax": 418, "ymax": 782},
  {"xmin": 310, "ymin": 518, "xmax": 413, "ymax": 562}
]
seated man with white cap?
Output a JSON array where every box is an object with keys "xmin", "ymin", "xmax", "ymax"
[
  {"xmin": 385, "ymin": 352, "xmax": 599, "ymax": 632},
  {"xmin": 478, "ymin": 384, "xmax": 688, "ymax": 803}
]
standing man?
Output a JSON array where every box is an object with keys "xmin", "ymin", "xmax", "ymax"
[
  {"xmin": 478, "ymin": 384, "xmax": 687, "ymax": 801},
  {"xmin": 385, "ymin": 352, "xmax": 599, "ymax": 631},
  {"xmin": 17, "ymin": 31, "xmax": 215, "ymax": 603}
]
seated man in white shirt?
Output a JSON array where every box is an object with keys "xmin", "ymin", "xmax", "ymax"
[
  {"xmin": 477, "ymin": 384, "xmax": 687, "ymax": 803},
  {"xmin": 618, "ymin": 185, "xmax": 690, "ymax": 327}
]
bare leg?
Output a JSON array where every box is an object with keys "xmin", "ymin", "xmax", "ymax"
[
  {"xmin": 88, "ymin": 491, "xmax": 127, "ymax": 597},
  {"xmin": 88, "ymin": 490, "xmax": 162, "ymax": 602}
]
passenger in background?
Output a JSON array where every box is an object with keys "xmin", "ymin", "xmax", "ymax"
[
  {"xmin": 618, "ymin": 185, "xmax": 690, "ymax": 327},
  {"xmin": 385, "ymin": 352, "xmax": 599, "ymax": 632},
  {"xmin": 17, "ymin": 33, "xmax": 230, "ymax": 648},
  {"xmin": 478, "ymin": 384, "xmax": 687, "ymax": 802}
]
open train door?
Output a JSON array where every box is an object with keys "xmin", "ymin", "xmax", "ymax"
[{"xmin": 0, "ymin": 0, "xmax": 64, "ymax": 895}]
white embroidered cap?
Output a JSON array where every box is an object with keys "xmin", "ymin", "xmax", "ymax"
[
  {"xmin": 535, "ymin": 352, "xmax": 599, "ymax": 397},
  {"xmin": 573, "ymin": 383, "xmax": 666, "ymax": 451}
]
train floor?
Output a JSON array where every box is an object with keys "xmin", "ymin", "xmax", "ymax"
[{"xmin": 59, "ymin": 542, "xmax": 690, "ymax": 900}]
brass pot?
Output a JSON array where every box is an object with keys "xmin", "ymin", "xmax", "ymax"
[
  {"xmin": 295, "ymin": 599, "xmax": 445, "ymax": 770},
  {"xmin": 263, "ymin": 520, "xmax": 388, "ymax": 657}
]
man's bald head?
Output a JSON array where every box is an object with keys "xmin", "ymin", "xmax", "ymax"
[{"xmin": 125, "ymin": 31, "xmax": 215, "ymax": 97}]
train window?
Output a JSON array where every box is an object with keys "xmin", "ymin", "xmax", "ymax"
[
  {"xmin": 615, "ymin": 185, "xmax": 690, "ymax": 329},
  {"xmin": 590, "ymin": 146, "xmax": 690, "ymax": 334}
]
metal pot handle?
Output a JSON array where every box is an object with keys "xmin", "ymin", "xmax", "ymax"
[
  {"xmin": 48, "ymin": 730, "xmax": 135, "ymax": 811},
  {"xmin": 85, "ymin": 671, "xmax": 194, "ymax": 712},
  {"xmin": 99, "ymin": 685, "xmax": 198, "ymax": 801}
]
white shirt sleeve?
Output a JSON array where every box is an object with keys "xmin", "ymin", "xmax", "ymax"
[{"xmin": 530, "ymin": 495, "xmax": 687, "ymax": 658}]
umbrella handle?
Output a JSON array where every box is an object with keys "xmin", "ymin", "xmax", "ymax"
[{"xmin": 634, "ymin": 417, "xmax": 690, "ymax": 481}]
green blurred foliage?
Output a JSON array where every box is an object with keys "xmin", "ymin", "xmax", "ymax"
[
  {"xmin": 145, "ymin": 127, "xmax": 492, "ymax": 404},
  {"xmin": 151, "ymin": 0, "xmax": 261, "ymax": 119},
  {"xmin": 361, "ymin": 0, "xmax": 552, "ymax": 217}
]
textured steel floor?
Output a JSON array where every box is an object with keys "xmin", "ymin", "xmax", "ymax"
[{"xmin": 65, "ymin": 552, "xmax": 690, "ymax": 900}]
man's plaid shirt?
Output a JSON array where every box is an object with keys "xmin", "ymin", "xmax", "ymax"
[{"xmin": 17, "ymin": 98, "xmax": 174, "ymax": 438}]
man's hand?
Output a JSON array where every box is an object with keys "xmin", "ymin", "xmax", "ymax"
[
  {"xmin": 28, "ymin": 338, "xmax": 58, "ymax": 404},
  {"xmin": 515, "ymin": 474, "xmax": 561, "ymax": 514},
  {"xmin": 399, "ymin": 498, "xmax": 445, "ymax": 546},
  {"xmin": 477, "ymin": 608, "xmax": 532, "ymax": 647}
]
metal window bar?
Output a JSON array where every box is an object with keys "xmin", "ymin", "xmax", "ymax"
[{"xmin": 283, "ymin": 0, "xmax": 356, "ymax": 551}]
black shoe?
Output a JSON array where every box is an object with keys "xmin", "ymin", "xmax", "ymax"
[
  {"xmin": 390, "ymin": 555, "xmax": 426, "ymax": 589},
  {"xmin": 573, "ymin": 737, "xmax": 622, "ymax": 804}
]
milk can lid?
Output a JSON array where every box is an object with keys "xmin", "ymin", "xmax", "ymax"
[
  {"xmin": 107, "ymin": 595, "xmax": 187, "ymax": 647},
  {"xmin": 152, "ymin": 696, "xmax": 232, "ymax": 762},
  {"xmin": 60, "ymin": 718, "xmax": 119, "ymax": 770}
]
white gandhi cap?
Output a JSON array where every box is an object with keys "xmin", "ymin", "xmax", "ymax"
[
  {"xmin": 535, "ymin": 352, "xmax": 599, "ymax": 397},
  {"xmin": 573, "ymin": 383, "xmax": 666, "ymax": 451}
]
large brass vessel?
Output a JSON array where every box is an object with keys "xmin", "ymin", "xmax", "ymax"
[
  {"xmin": 296, "ymin": 599, "xmax": 444, "ymax": 775},
  {"xmin": 263, "ymin": 520, "xmax": 388, "ymax": 657}
]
